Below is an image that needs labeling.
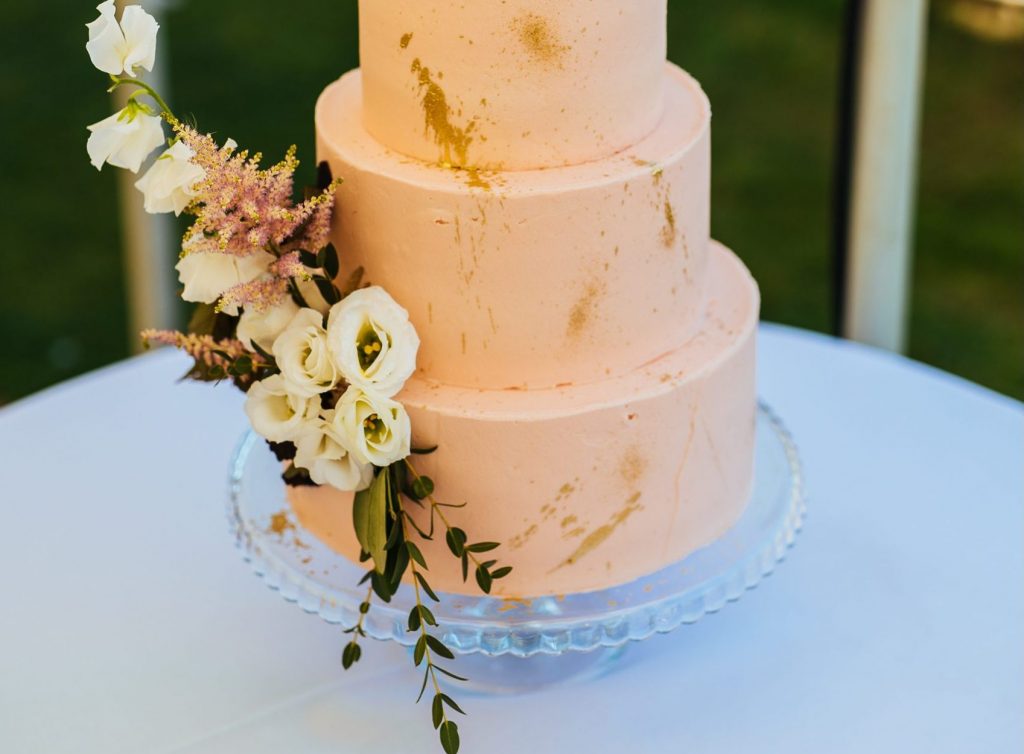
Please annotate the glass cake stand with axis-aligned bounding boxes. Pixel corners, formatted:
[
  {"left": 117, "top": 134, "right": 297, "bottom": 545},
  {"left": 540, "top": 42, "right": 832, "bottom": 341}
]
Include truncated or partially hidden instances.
[{"left": 228, "top": 402, "right": 805, "bottom": 693}]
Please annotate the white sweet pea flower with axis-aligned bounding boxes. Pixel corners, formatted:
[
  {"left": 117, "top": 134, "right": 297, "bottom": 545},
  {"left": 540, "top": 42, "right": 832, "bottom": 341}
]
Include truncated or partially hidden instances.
[
  {"left": 244, "top": 375, "right": 320, "bottom": 444},
  {"left": 326, "top": 286, "right": 420, "bottom": 398},
  {"left": 273, "top": 308, "right": 339, "bottom": 398},
  {"left": 294, "top": 414, "right": 374, "bottom": 492},
  {"left": 175, "top": 250, "right": 274, "bottom": 312},
  {"left": 86, "top": 1, "right": 159, "bottom": 78},
  {"left": 86, "top": 105, "right": 164, "bottom": 173},
  {"left": 237, "top": 298, "right": 300, "bottom": 353},
  {"left": 135, "top": 140, "right": 205, "bottom": 215},
  {"left": 336, "top": 386, "right": 412, "bottom": 468}
]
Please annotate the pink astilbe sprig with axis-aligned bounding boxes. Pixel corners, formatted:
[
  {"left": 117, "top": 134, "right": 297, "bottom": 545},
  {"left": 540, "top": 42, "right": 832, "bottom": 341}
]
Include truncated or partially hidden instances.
[
  {"left": 141, "top": 330, "right": 252, "bottom": 366},
  {"left": 218, "top": 276, "right": 291, "bottom": 315},
  {"left": 170, "top": 118, "right": 339, "bottom": 258},
  {"left": 272, "top": 251, "right": 308, "bottom": 281}
]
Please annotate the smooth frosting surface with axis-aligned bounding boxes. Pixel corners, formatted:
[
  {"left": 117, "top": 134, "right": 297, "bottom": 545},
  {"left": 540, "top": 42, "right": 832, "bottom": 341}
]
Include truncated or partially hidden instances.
[
  {"left": 288, "top": 244, "right": 759, "bottom": 597},
  {"left": 359, "top": 0, "right": 667, "bottom": 169},
  {"left": 317, "top": 64, "right": 711, "bottom": 390}
]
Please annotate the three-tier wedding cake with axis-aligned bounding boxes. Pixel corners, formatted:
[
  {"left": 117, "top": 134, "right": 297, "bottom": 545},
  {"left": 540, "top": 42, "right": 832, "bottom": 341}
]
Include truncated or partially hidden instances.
[{"left": 288, "top": 0, "right": 760, "bottom": 598}]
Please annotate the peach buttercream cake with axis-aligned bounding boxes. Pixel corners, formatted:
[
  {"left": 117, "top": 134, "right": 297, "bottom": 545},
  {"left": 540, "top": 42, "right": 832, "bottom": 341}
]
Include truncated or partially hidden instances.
[{"left": 288, "top": 0, "right": 760, "bottom": 597}]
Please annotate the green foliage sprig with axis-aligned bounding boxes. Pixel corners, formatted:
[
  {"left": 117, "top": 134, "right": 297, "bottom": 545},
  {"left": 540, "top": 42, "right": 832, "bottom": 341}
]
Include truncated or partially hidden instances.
[{"left": 344, "top": 455, "right": 513, "bottom": 754}]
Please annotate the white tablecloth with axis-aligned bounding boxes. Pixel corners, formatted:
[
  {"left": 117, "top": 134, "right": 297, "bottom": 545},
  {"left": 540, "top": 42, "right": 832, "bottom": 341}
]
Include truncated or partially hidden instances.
[{"left": 1, "top": 324, "right": 1021, "bottom": 753}]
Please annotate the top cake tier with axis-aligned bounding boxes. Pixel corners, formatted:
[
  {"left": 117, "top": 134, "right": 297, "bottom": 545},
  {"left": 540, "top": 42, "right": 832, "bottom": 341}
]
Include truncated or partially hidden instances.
[{"left": 359, "top": 0, "right": 668, "bottom": 170}]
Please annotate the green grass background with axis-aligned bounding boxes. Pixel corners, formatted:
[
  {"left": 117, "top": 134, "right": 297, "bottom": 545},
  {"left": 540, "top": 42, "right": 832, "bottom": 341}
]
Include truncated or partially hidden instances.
[{"left": 0, "top": 0, "right": 1021, "bottom": 403}]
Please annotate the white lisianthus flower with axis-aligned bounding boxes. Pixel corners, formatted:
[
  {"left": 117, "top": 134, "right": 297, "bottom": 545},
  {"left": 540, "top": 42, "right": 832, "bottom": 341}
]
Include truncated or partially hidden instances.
[
  {"left": 296, "top": 276, "right": 331, "bottom": 315},
  {"left": 294, "top": 414, "right": 374, "bottom": 492},
  {"left": 135, "top": 140, "right": 205, "bottom": 215},
  {"left": 244, "top": 375, "right": 320, "bottom": 444},
  {"left": 85, "top": 1, "right": 159, "bottom": 78},
  {"left": 326, "top": 287, "right": 420, "bottom": 398},
  {"left": 273, "top": 308, "right": 339, "bottom": 398},
  {"left": 336, "top": 386, "right": 412, "bottom": 468},
  {"left": 175, "top": 250, "right": 274, "bottom": 312},
  {"left": 237, "top": 298, "right": 300, "bottom": 353},
  {"left": 86, "top": 106, "right": 164, "bottom": 173}
]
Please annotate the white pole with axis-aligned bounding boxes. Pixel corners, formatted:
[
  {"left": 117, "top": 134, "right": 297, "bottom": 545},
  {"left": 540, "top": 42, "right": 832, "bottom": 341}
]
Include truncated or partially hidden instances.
[
  {"left": 114, "top": 0, "right": 178, "bottom": 352},
  {"left": 844, "top": 0, "right": 929, "bottom": 353}
]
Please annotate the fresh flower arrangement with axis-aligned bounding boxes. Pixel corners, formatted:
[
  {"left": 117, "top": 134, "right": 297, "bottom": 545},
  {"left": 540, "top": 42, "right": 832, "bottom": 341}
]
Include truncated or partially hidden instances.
[{"left": 84, "top": 4, "right": 511, "bottom": 751}]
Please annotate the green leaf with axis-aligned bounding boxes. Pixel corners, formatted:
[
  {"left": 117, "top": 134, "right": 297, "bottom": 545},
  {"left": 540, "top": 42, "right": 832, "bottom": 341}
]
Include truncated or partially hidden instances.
[
  {"left": 439, "top": 720, "right": 460, "bottom": 754},
  {"left": 323, "top": 243, "right": 340, "bottom": 279},
  {"left": 440, "top": 694, "right": 465, "bottom": 715},
  {"left": 411, "top": 476, "right": 435, "bottom": 501},
  {"left": 298, "top": 250, "right": 319, "bottom": 268},
  {"left": 353, "top": 472, "right": 390, "bottom": 574},
  {"left": 338, "top": 265, "right": 365, "bottom": 298},
  {"left": 314, "top": 275, "right": 341, "bottom": 305},
  {"left": 359, "top": 601, "right": 371, "bottom": 615},
  {"left": 416, "top": 667, "right": 431, "bottom": 703},
  {"left": 435, "top": 666, "right": 469, "bottom": 682},
  {"left": 460, "top": 553, "right": 469, "bottom": 582},
  {"left": 465, "top": 542, "right": 499, "bottom": 554},
  {"left": 406, "top": 541, "right": 427, "bottom": 569},
  {"left": 418, "top": 605, "right": 437, "bottom": 627},
  {"left": 186, "top": 303, "right": 218, "bottom": 336},
  {"left": 370, "top": 570, "right": 394, "bottom": 603},
  {"left": 341, "top": 641, "right": 361, "bottom": 669},
  {"left": 491, "top": 566, "right": 513, "bottom": 580},
  {"left": 411, "top": 445, "right": 439, "bottom": 455},
  {"left": 288, "top": 278, "right": 311, "bottom": 309},
  {"left": 475, "top": 566, "right": 493, "bottom": 594},
  {"left": 432, "top": 694, "right": 444, "bottom": 729},
  {"left": 413, "top": 635, "right": 427, "bottom": 666},
  {"left": 416, "top": 572, "right": 440, "bottom": 603},
  {"left": 425, "top": 635, "right": 455, "bottom": 660},
  {"left": 408, "top": 606, "right": 421, "bottom": 632},
  {"left": 444, "top": 528, "right": 468, "bottom": 557}
]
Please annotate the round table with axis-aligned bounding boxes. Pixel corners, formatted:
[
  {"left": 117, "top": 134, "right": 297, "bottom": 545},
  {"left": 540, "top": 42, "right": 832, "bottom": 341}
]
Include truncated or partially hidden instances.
[{"left": 1, "top": 324, "right": 1020, "bottom": 753}]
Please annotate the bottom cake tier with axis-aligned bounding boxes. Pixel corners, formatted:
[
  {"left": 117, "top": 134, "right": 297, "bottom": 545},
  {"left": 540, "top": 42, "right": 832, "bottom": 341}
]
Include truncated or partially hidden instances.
[{"left": 288, "top": 242, "right": 760, "bottom": 597}]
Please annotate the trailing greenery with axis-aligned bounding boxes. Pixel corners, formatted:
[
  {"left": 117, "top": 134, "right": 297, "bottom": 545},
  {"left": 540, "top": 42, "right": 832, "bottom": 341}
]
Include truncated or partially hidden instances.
[{"left": 342, "top": 454, "right": 512, "bottom": 754}]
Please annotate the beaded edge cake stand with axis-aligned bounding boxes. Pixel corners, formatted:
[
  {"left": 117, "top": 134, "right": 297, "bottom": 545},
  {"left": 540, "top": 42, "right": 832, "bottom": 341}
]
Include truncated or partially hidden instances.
[{"left": 228, "top": 402, "right": 804, "bottom": 690}]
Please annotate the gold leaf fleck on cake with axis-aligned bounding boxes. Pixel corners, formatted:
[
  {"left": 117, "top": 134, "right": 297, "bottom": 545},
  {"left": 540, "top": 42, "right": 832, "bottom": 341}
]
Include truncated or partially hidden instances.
[
  {"left": 510, "top": 523, "right": 539, "bottom": 550},
  {"left": 268, "top": 510, "right": 294, "bottom": 537},
  {"left": 498, "top": 597, "right": 534, "bottom": 613},
  {"left": 400, "top": 32, "right": 414, "bottom": 49},
  {"left": 556, "top": 482, "right": 576, "bottom": 501},
  {"left": 410, "top": 58, "right": 477, "bottom": 168},
  {"left": 619, "top": 446, "right": 649, "bottom": 485},
  {"left": 661, "top": 199, "right": 677, "bottom": 248},
  {"left": 511, "top": 13, "right": 570, "bottom": 66},
  {"left": 552, "top": 492, "right": 643, "bottom": 570},
  {"left": 561, "top": 514, "right": 579, "bottom": 529},
  {"left": 567, "top": 279, "right": 607, "bottom": 339}
]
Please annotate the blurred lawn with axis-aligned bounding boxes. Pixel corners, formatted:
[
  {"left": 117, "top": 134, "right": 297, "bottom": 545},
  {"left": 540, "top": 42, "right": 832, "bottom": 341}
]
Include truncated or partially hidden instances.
[{"left": 0, "top": 0, "right": 1020, "bottom": 403}]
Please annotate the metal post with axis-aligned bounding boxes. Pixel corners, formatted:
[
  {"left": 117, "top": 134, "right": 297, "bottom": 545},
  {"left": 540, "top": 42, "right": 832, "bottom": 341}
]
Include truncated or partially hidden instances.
[
  {"left": 843, "top": 0, "right": 929, "bottom": 353},
  {"left": 114, "top": 0, "right": 178, "bottom": 351}
]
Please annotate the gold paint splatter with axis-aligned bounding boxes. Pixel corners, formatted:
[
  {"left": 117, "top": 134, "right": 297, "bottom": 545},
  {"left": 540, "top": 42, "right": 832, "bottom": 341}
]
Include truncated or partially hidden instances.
[
  {"left": 512, "top": 14, "right": 570, "bottom": 65},
  {"left": 411, "top": 58, "right": 476, "bottom": 167},
  {"left": 553, "top": 492, "right": 643, "bottom": 570},
  {"left": 464, "top": 166, "right": 491, "bottom": 191},
  {"left": 661, "top": 200, "right": 677, "bottom": 248},
  {"left": 561, "top": 514, "right": 579, "bottom": 528},
  {"left": 400, "top": 32, "right": 414, "bottom": 49},
  {"left": 268, "top": 511, "right": 294, "bottom": 537},
  {"left": 567, "top": 279, "right": 606, "bottom": 339},
  {"left": 619, "top": 447, "right": 649, "bottom": 485},
  {"left": 510, "top": 523, "right": 539, "bottom": 550},
  {"left": 498, "top": 597, "right": 534, "bottom": 613}
]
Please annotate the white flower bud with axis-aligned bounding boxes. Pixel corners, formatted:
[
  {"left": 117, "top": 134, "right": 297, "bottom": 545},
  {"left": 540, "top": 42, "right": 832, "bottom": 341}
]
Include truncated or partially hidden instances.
[
  {"left": 85, "top": 1, "right": 159, "bottom": 78},
  {"left": 273, "top": 309, "right": 339, "bottom": 399},
  {"left": 326, "top": 287, "right": 419, "bottom": 399},
  {"left": 294, "top": 414, "right": 374, "bottom": 492},
  {"left": 175, "top": 250, "right": 274, "bottom": 312},
  {"left": 86, "top": 106, "right": 164, "bottom": 173},
  {"left": 244, "top": 375, "right": 319, "bottom": 444},
  {"left": 336, "top": 387, "right": 412, "bottom": 468},
  {"left": 135, "top": 140, "right": 205, "bottom": 216}
]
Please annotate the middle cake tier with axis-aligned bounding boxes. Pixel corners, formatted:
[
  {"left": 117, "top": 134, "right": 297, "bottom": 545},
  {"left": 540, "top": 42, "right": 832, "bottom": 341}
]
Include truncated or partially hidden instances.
[{"left": 316, "top": 63, "right": 712, "bottom": 390}]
